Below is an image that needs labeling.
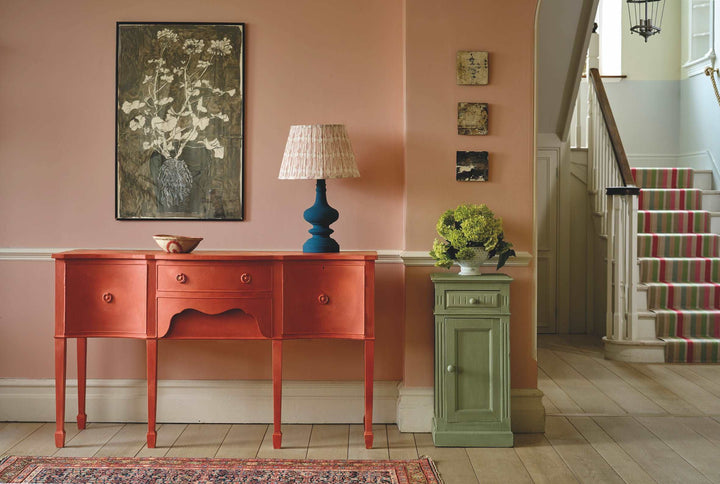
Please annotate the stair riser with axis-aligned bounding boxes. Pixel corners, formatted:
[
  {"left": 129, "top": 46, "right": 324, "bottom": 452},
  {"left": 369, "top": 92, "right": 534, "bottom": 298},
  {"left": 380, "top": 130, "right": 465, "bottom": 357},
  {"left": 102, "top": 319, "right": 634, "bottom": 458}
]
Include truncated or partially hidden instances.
[
  {"left": 632, "top": 168, "right": 694, "bottom": 189},
  {"left": 638, "top": 211, "right": 709, "bottom": 234},
  {"left": 663, "top": 339, "right": 720, "bottom": 363},
  {"left": 638, "top": 235, "right": 719, "bottom": 258},
  {"left": 648, "top": 285, "right": 720, "bottom": 310},
  {"left": 640, "top": 259, "right": 720, "bottom": 283},
  {"left": 703, "top": 192, "right": 720, "bottom": 212},
  {"left": 640, "top": 190, "right": 702, "bottom": 210}
]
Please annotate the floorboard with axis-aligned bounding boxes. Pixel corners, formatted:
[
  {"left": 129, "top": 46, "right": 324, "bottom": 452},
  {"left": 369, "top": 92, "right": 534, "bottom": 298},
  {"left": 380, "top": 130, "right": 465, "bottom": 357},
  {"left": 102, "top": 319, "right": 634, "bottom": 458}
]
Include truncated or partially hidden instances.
[
  {"left": 594, "top": 416, "right": 711, "bottom": 483},
  {"left": 6, "top": 336, "right": 720, "bottom": 484},
  {"left": 414, "top": 433, "right": 479, "bottom": 484}
]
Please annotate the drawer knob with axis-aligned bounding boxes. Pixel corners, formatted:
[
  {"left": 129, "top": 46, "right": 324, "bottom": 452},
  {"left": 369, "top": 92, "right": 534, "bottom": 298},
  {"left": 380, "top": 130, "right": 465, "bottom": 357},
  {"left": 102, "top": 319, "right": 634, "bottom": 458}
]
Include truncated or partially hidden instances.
[
  {"left": 240, "top": 273, "right": 252, "bottom": 284},
  {"left": 176, "top": 273, "right": 187, "bottom": 284},
  {"left": 102, "top": 292, "right": 113, "bottom": 303},
  {"left": 446, "top": 365, "right": 456, "bottom": 373},
  {"left": 318, "top": 293, "right": 330, "bottom": 305},
  {"left": 468, "top": 297, "right": 477, "bottom": 305}
]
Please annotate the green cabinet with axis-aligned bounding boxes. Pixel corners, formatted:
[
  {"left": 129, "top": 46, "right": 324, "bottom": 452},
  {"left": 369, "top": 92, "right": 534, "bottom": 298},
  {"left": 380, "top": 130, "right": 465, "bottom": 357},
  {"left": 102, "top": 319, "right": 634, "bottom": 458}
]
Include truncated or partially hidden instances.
[{"left": 431, "top": 273, "right": 512, "bottom": 447}]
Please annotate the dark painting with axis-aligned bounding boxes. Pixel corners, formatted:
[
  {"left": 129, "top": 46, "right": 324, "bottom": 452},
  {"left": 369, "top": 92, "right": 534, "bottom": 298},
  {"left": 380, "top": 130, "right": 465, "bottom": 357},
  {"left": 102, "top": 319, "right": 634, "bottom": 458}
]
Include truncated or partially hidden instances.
[
  {"left": 456, "top": 151, "right": 489, "bottom": 182},
  {"left": 116, "top": 23, "right": 244, "bottom": 220}
]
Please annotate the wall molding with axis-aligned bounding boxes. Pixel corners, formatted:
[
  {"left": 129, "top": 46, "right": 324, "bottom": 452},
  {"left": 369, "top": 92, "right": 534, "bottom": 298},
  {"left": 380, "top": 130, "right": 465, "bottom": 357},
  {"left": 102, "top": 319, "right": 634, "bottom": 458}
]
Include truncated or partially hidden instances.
[
  {"left": 0, "top": 248, "right": 532, "bottom": 267},
  {"left": 0, "top": 379, "right": 399, "bottom": 424},
  {"left": 395, "top": 385, "right": 545, "bottom": 433}
]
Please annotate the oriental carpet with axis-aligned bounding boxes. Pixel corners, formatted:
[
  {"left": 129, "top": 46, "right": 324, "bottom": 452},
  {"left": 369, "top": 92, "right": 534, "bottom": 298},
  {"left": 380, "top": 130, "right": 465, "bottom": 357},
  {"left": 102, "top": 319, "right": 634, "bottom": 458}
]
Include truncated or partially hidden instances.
[{"left": 0, "top": 455, "right": 442, "bottom": 483}]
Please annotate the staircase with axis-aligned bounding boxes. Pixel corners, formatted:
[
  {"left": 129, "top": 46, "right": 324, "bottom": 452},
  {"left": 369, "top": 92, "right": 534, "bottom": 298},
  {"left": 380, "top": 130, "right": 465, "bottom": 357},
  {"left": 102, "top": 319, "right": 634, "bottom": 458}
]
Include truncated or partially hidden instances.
[{"left": 634, "top": 167, "right": 720, "bottom": 363}]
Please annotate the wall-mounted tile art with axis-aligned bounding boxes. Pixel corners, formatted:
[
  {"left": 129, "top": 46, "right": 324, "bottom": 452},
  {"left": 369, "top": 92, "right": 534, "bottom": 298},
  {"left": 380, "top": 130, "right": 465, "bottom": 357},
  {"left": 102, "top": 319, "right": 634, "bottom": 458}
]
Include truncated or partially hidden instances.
[
  {"left": 456, "top": 51, "right": 488, "bottom": 85},
  {"left": 456, "top": 151, "right": 489, "bottom": 182},
  {"left": 116, "top": 22, "right": 245, "bottom": 220},
  {"left": 457, "top": 102, "right": 488, "bottom": 135}
]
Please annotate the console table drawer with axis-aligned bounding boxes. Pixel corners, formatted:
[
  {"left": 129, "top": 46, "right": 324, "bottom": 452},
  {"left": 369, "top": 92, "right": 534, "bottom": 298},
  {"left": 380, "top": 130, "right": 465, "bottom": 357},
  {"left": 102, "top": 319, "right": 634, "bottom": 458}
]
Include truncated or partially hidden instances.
[
  {"left": 282, "top": 263, "right": 365, "bottom": 336},
  {"left": 64, "top": 262, "right": 147, "bottom": 336},
  {"left": 157, "top": 262, "right": 271, "bottom": 292}
]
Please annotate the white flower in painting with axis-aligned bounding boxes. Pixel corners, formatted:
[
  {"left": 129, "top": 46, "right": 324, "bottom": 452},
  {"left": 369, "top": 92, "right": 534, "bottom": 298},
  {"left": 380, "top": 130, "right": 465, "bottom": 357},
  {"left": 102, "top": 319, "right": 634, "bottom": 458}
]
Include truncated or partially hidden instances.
[
  {"left": 151, "top": 115, "right": 178, "bottom": 133},
  {"left": 201, "top": 138, "right": 225, "bottom": 159},
  {"left": 156, "top": 97, "right": 174, "bottom": 106},
  {"left": 197, "top": 60, "right": 211, "bottom": 69},
  {"left": 129, "top": 115, "right": 146, "bottom": 131},
  {"left": 212, "top": 113, "right": 229, "bottom": 122},
  {"left": 183, "top": 39, "right": 205, "bottom": 55},
  {"left": 160, "top": 74, "right": 174, "bottom": 83},
  {"left": 208, "top": 38, "right": 232, "bottom": 56},
  {"left": 226, "top": 89, "right": 236, "bottom": 97},
  {"left": 143, "top": 74, "right": 153, "bottom": 84},
  {"left": 157, "top": 29, "right": 178, "bottom": 43},
  {"left": 121, "top": 100, "right": 146, "bottom": 114}
]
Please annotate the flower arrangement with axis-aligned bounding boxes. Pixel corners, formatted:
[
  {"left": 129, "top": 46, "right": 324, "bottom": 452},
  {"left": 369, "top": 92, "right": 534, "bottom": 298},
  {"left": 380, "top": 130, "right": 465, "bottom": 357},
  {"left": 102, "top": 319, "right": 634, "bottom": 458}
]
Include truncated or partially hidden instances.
[
  {"left": 430, "top": 203, "right": 516, "bottom": 270},
  {"left": 120, "top": 28, "right": 237, "bottom": 208}
]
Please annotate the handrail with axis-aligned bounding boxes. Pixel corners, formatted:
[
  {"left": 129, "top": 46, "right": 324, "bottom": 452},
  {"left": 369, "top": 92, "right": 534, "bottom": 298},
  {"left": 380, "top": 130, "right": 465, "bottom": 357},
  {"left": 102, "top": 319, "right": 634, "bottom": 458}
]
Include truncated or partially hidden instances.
[{"left": 588, "top": 68, "right": 635, "bottom": 188}]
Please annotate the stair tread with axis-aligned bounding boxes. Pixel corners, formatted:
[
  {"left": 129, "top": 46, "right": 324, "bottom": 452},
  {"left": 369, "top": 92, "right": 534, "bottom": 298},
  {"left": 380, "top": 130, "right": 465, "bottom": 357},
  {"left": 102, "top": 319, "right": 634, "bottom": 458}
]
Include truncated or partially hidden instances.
[
  {"left": 639, "top": 257, "right": 720, "bottom": 261},
  {"left": 653, "top": 309, "right": 720, "bottom": 315}
]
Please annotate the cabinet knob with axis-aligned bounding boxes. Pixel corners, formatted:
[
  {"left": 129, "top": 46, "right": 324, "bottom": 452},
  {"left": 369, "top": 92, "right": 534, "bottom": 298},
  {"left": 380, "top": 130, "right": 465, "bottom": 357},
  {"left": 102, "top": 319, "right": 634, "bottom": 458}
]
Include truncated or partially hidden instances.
[
  {"left": 102, "top": 292, "right": 113, "bottom": 303},
  {"left": 240, "top": 273, "right": 252, "bottom": 284},
  {"left": 468, "top": 297, "right": 477, "bottom": 305},
  {"left": 176, "top": 273, "right": 187, "bottom": 284},
  {"left": 318, "top": 293, "right": 330, "bottom": 305},
  {"left": 446, "top": 364, "right": 456, "bottom": 373}
]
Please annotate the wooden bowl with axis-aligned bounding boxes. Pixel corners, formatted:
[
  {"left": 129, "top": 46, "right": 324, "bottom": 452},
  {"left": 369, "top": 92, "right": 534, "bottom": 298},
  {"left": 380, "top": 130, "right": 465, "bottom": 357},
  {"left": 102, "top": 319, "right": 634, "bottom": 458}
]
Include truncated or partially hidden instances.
[{"left": 153, "top": 235, "right": 203, "bottom": 253}]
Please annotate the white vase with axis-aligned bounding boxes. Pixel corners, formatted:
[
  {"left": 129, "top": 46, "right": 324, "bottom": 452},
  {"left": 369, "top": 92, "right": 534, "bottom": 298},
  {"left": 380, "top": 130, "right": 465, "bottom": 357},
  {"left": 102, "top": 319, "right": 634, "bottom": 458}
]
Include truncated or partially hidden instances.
[{"left": 454, "top": 249, "right": 489, "bottom": 276}]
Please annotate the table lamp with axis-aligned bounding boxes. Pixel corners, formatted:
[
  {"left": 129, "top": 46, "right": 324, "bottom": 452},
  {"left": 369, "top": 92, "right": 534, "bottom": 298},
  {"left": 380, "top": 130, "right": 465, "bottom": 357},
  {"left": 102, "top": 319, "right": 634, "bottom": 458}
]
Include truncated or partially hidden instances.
[{"left": 279, "top": 124, "right": 360, "bottom": 252}]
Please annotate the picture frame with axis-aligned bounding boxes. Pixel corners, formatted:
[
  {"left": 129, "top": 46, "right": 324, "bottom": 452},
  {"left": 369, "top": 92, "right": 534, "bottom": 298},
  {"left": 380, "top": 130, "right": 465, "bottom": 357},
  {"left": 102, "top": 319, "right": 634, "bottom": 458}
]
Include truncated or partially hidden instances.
[
  {"left": 457, "top": 102, "right": 488, "bottom": 135},
  {"left": 456, "top": 151, "right": 489, "bottom": 182},
  {"left": 456, "top": 51, "right": 488, "bottom": 85},
  {"left": 116, "top": 22, "right": 245, "bottom": 220}
]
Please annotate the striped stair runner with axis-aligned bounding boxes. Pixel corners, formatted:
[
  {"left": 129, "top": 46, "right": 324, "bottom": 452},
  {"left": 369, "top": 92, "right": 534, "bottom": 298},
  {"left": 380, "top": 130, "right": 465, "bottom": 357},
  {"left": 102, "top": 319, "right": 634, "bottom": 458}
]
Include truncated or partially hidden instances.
[{"left": 633, "top": 167, "right": 720, "bottom": 362}]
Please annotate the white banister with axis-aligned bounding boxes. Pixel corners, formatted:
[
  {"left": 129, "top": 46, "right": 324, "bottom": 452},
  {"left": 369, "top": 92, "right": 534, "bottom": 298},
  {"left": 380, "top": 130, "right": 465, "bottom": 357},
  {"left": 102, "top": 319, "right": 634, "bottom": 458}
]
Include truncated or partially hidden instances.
[{"left": 585, "top": 29, "right": 640, "bottom": 348}]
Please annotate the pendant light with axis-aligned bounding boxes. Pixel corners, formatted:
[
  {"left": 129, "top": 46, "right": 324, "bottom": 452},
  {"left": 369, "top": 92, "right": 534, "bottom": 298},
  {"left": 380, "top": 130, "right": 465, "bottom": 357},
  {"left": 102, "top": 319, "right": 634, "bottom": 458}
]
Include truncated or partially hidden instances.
[{"left": 627, "top": 0, "right": 665, "bottom": 42}]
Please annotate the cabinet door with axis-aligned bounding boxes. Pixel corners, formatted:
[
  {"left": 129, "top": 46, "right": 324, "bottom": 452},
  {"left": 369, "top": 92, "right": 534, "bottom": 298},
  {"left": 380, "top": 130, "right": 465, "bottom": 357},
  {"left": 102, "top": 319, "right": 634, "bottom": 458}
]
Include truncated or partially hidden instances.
[
  {"left": 282, "top": 262, "right": 365, "bottom": 337},
  {"left": 443, "top": 317, "right": 506, "bottom": 423}
]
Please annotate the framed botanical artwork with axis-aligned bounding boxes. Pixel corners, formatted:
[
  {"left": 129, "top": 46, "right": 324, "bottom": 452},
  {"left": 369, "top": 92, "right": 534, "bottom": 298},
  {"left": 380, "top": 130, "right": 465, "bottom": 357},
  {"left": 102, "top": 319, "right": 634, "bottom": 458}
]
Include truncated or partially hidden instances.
[
  {"left": 116, "top": 22, "right": 245, "bottom": 220},
  {"left": 456, "top": 151, "right": 489, "bottom": 182}
]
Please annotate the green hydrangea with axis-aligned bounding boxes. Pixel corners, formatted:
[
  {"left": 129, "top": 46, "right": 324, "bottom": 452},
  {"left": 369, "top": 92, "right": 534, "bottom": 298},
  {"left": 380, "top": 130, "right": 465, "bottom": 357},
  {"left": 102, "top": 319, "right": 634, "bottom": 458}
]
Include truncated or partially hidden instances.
[{"left": 428, "top": 203, "right": 516, "bottom": 270}]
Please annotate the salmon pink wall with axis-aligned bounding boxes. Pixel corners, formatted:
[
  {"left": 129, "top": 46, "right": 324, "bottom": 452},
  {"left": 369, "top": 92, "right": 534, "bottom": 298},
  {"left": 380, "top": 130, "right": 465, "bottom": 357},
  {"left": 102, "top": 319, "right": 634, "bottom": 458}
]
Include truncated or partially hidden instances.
[
  {"left": 0, "top": 0, "right": 405, "bottom": 380},
  {"left": 0, "top": 0, "right": 540, "bottom": 395},
  {"left": 403, "top": 0, "right": 538, "bottom": 389}
]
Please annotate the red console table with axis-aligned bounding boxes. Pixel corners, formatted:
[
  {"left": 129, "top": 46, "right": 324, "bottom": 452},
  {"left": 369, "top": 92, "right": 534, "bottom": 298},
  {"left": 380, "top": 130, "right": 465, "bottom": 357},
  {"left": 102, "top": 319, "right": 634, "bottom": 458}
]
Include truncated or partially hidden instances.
[{"left": 52, "top": 250, "right": 376, "bottom": 449}]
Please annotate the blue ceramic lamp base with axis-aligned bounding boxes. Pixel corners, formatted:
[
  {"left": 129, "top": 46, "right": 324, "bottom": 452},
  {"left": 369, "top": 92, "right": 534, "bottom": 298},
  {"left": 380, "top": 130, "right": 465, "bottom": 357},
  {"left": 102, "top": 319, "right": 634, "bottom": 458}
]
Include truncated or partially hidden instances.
[{"left": 303, "top": 179, "right": 340, "bottom": 253}]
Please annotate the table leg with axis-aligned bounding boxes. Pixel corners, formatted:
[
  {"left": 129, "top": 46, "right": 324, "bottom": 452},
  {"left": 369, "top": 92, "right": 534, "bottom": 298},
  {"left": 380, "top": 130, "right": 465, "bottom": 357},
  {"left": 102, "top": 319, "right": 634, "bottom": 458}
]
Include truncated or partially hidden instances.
[
  {"left": 54, "top": 337, "right": 66, "bottom": 447},
  {"left": 272, "top": 339, "right": 283, "bottom": 449},
  {"left": 76, "top": 337, "right": 87, "bottom": 430},
  {"left": 364, "top": 339, "right": 374, "bottom": 449},
  {"left": 146, "top": 339, "right": 158, "bottom": 448}
]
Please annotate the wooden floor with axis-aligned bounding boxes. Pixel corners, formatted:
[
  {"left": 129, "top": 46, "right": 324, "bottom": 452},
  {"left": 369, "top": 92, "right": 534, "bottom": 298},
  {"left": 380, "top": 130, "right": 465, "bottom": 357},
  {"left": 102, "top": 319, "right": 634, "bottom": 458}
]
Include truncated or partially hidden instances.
[{"left": 3, "top": 335, "right": 720, "bottom": 483}]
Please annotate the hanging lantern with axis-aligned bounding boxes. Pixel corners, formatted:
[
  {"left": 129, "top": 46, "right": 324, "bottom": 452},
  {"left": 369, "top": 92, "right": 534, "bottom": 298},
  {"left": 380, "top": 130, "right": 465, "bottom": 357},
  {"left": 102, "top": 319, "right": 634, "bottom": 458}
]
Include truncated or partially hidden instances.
[{"left": 627, "top": 0, "right": 665, "bottom": 42}]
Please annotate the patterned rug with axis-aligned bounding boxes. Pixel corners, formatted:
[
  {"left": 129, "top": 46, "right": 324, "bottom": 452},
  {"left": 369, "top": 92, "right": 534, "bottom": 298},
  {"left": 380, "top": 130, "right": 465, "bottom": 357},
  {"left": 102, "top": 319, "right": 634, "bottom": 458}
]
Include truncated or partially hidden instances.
[
  {"left": 0, "top": 456, "right": 443, "bottom": 483},
  {"left": 633, "top": 167, "right": 720, "bottom": 362}
]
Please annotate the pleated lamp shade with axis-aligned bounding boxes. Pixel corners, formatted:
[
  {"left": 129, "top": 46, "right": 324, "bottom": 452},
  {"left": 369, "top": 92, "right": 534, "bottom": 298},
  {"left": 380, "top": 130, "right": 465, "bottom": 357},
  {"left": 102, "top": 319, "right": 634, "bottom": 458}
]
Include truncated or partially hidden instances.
[{"left": 279, "top": 124, "right": 360, "bottom": 179}]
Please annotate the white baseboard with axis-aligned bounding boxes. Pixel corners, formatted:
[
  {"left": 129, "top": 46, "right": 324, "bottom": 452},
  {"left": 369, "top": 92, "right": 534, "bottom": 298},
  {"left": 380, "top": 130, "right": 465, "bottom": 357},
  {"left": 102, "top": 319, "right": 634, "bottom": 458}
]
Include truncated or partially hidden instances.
[
  {"left": 396, "top": 384, "right": 434, "bottom": 432},
  {"left": 395, "top": 385, "right": 546, "bottom": 433},
  {"left": 603, "top": 337, "right": 666, "bottom": 363},
  {"left": 0, "top": 379, "right": 399, "bottom": 424}
]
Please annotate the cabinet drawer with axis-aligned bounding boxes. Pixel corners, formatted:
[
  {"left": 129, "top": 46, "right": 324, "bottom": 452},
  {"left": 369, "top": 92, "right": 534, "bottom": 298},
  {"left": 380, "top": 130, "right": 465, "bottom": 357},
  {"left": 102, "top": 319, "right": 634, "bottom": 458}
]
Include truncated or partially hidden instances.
[
  {"left": 157, "top": 262, "right": 271, "bottom": 292},
  {"left": 282, "top": 262, "right": 365, "bottom": 337},
  {"left": 443, "top": 289, "right": 506, "bottom": 311},
  {"left": 64, "top": 262, "right": 147, "bottom": 336}
]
